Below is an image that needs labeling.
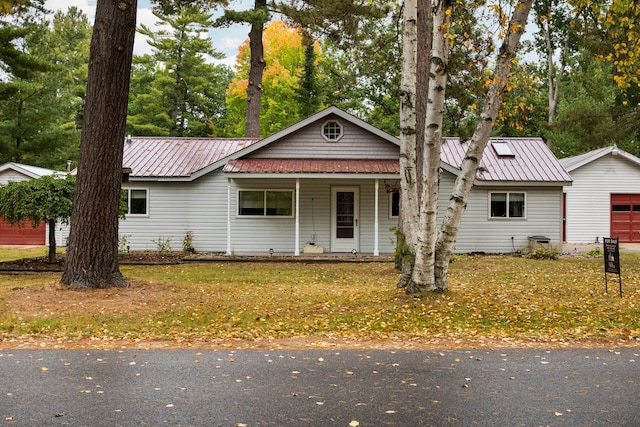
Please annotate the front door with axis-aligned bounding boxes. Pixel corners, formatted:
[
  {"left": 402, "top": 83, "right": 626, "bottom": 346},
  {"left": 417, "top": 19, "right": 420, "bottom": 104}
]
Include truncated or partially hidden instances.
[{"left": 331, "top": 187, "right": 359, "bottom": 252}]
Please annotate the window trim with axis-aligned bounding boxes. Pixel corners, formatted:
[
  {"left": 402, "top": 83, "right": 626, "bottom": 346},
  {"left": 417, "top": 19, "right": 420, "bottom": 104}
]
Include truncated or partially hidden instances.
[
  {"left": 489, "top": 191, "right": 526, "bottom": 219},
  {"left": 123, "top": 187, "right": 149, "bottom": 217},
  {"left": 321, "top": 120, "right": 343, "bottom": 142},
  {"left": 237, "top": 189, "right": 295, "bottom": 218}
]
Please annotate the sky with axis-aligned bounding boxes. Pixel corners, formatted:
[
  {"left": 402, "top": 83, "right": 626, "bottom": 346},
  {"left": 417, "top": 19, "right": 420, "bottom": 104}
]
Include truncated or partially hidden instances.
[{"left": 43, "top": 0, "right": 253, "bottom": 67}]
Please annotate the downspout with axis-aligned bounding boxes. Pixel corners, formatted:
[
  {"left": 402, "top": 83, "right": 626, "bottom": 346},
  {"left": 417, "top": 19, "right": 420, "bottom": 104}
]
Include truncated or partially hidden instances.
[
  {"left": 374, "top": 179, "right": 379, "bottom": 256},
  {"left": 295, "top": 178, "right": 300, "bottom": 256},
  {"left": 226, "top": 178, "right": 232, "bottom": 255}
]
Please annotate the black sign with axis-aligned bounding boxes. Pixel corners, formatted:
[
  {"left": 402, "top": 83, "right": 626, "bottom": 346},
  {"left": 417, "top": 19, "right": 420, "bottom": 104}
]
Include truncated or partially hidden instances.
[{"left": 604, "top": 237, "right": 620, "bottom": 275}]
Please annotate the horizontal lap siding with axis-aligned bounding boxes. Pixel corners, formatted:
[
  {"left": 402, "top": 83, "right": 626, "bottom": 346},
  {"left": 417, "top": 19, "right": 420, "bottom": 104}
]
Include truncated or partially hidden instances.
[
  {"left": 120, "top": 173, "right": 229, "bottom": 252},
  {"left": 0, "top": 219, "right": 46, "bottom": 245},
  {"left": 248, "top": 119, "right": 398, "bottom": 160},
  {"left": 564, "top": 155, "right": 640, "bottom": 243},
  {"left": 439, "top": 173, "right": 563, "bottom": 253},
  {"left": 229, "top": 178, "right": 398, "bottom": 254},
  {"left": 0, "top": 170, "right": 30, "bottom": 185},
  {"left": 121, "top": 173, "right": 398, "bottom": 254},
  {"left": 358, "top": 181, "right": 398, "bottom": 254}
]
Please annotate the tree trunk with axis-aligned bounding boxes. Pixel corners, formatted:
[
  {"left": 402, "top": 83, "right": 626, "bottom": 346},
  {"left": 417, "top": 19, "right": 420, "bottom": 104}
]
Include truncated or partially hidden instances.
[
  {"left": 397, "top": 0, "right": 420, "bottom": 289},
  {"left": 544, "top": 18, "right": 568, "bottom": 127},
  {"left": 245, "top": 0, "right": 267, "bottom": 138},
  {"left": 408, "top": 0, "right": 450, "bottom": 293},
  {"left": 415, "top": 0, "right": 432, "bottom": 204},
  {"left": 47, "top": 218, "right": 56, "bottom": 263},
  {"left": 60, "top": 0, "right": 136, "bottom": 290},
  {"left": 433, "top": 0, "right": 533, "bottom": 290}
]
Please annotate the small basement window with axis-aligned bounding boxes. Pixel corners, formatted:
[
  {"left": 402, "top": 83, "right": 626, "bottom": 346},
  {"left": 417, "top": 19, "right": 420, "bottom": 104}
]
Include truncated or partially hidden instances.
[{"left": 321, "top": 120, "right": 343, "bottom": 142}]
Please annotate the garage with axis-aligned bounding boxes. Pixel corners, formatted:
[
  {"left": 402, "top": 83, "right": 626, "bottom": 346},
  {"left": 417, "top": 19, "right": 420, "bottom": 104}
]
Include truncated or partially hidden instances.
[
  {"left": 610, "top": 194, "right": 640, "bottom": 243},
  {"left": 0, "top": 218, "right": 46, "bottom": 245}
]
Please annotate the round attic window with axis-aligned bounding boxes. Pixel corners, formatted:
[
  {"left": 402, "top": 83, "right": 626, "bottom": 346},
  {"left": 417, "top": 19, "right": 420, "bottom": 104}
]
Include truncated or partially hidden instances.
[{"left": 321, "top": 120, "right": 343, "bottom": 142}]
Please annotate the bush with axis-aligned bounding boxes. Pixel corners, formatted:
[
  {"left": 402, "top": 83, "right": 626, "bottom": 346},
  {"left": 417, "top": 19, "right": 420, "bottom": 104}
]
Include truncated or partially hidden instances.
[
  {"left": 525, "top": 247, "right": 558, "bottom": 260},
  {"left": 152, "top": 236, "right": 172, "bottom": 254}
]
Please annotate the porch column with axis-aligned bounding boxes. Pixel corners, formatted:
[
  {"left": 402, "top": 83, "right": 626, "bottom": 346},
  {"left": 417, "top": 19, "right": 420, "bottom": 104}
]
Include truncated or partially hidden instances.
[
  {"left": 226, "top": 178, "right": 232, "bottom": 255},
  {"left": 295, "top": 178, "right": 300, "bottom": 256},
  {"left": 374, "top": 179, "right": 379, "bottom": 256}
]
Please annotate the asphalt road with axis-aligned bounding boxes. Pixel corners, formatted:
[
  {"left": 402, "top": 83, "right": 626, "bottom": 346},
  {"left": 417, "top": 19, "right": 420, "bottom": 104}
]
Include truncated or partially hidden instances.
[{"left": 1, "top": 347, "right": 639, "bottom": 426}]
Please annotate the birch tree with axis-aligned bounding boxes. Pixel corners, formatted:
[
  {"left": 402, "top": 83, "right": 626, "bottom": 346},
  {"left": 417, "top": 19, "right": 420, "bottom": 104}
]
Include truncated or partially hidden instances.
[{"left": 400, "top": 0, "right": 534, "bottom": 293}]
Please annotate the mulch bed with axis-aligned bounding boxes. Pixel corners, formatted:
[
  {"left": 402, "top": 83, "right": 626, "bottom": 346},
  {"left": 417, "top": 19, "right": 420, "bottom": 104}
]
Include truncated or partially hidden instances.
[{"left": 0, "top": 251, "right": 186, "bottom": 272}]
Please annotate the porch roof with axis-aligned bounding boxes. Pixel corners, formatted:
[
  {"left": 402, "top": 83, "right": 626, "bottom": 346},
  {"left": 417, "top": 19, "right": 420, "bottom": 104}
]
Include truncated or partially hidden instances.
[{"left": 223, "top": 158, "right": 400, "bottom": 174}]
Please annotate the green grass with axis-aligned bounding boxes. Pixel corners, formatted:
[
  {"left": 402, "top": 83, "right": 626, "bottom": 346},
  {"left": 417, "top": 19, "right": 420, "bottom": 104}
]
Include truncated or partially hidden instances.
[
  {"left": 1, "top": 252, "right": 639, "bottom": 346},
  {"left": 0, "top": 246, "right": 54, "bottom": 262}
]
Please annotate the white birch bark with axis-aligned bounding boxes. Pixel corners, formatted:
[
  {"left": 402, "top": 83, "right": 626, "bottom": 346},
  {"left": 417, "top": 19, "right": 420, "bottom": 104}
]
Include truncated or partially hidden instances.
[
  {"left": 408, "top": 0, "right": 451, "bottom": 292},
  {"left": 397, "top": 0, "right": 419, "bottom": 287},
  {"left": 434, "top": 0, "right": 534, "bottom": 290}
]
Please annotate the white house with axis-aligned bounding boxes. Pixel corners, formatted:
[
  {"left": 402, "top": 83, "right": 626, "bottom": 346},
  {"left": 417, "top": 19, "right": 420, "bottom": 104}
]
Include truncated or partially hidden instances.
[
  {"left": 560, "top": 145, "right": 640, "bottom": 243},
  {"left": 119, "top": 106, "right": 572, "bottom": 254},
  {"left": 0, "top": 162, "right": 68, "bottom": 245}
]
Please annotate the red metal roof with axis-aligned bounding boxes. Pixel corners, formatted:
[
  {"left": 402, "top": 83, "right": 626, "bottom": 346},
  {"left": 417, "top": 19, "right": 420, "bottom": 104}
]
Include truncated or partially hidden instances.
[
  {"left": 122, "top": 136, "right": 570, "bottom": 183},
  {"left": 441, "top": 137, "right": 572, "bottom": 183},
  {"left": 123, "top": 137, "right": 260, "bottom": 177},
  {"left": 223, "top": 159, "right": 399, "bottom": 174}
]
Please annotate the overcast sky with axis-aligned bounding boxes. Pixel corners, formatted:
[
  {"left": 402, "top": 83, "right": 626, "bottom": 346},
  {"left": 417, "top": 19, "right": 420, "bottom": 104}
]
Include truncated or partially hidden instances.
[{"left": 43, "top": 0, "right": 252, "bottom": 67}]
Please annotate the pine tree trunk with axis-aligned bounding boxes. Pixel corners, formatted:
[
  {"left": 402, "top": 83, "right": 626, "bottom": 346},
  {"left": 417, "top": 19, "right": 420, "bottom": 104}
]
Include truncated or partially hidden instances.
[
  {"left": 434, "top": 0, "right": 533, "bottom": 290},
  {"left": 245, "top": 0, "right": 267, "bottom": 138},
  {"left": 60, "top": 0, "right": 136, "bottom": 290}
]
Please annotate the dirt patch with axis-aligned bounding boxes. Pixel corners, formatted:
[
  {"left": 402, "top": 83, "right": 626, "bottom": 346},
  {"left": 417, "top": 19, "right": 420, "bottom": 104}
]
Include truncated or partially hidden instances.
[{"left": 7, "top": 280, "right": 175, "bottom": 319}]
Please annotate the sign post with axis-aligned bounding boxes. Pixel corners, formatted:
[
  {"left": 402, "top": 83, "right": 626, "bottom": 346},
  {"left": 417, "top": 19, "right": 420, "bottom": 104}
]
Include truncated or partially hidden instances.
[{"left": 603, "top": 237, "right": 622, "bottom": 298}]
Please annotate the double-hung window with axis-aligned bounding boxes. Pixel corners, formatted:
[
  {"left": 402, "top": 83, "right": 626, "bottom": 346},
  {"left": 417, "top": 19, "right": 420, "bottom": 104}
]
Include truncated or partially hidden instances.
[
  {"left": 238, "top": 190, "right": 294, "bottom": 217},
  {"left": 123, "top": 188, "right": 148, "bottom": 215},
  {"left": 490, "top": 192, "right": 525, "bottom": 219}
]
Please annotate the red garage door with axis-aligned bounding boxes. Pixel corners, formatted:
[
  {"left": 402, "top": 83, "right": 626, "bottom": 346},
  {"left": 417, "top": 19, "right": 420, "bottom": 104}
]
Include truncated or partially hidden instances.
[
  {"left": 0, "top": 218, "right": 46, "bottom": 245},
  {"left": 610, "top": 194, "right": 640, "bottom": 243}
]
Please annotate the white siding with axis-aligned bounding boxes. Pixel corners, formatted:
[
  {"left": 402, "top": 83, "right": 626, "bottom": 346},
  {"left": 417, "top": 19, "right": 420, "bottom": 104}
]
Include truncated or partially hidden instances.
[
  {"left": 120, "top": 173, "right": 231, "bottom": 252},
  {"left": 228, "top": 178, "right": 398, "bottom": 254},
  {"left": 0, "top": 170, "right": 30, "bottom": 185},
  {"left": 439, "top": 173, "right": 564, "bottom": 253},
  {"left": 249, "top": 117, "right": 398, "bottom": 160},
  {"left": 564, "top": 154, "right": 640, "bottom": 243},
  {"left": 120, "top": 173, "right": 399, "bottom": 254}
]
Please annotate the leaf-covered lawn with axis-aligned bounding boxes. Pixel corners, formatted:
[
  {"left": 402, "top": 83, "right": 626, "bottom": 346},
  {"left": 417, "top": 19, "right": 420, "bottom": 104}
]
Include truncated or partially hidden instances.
[{"left": 1, "top": 254, "right": 639, "bottom": 347}]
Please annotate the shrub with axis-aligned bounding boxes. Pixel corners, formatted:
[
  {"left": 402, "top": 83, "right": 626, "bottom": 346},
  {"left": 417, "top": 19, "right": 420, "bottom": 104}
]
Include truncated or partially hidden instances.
[
  {"left": 152, "top": 236, "right": 172, "bottom": 254},
  {"left": 525, "top": 247, "right": 558, "bottom": 260}
]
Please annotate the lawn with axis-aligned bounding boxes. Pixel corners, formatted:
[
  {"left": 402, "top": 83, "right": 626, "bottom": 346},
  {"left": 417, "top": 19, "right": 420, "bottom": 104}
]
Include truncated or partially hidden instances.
[{"left": 1, "top": 251, "right": 639, "bottom": 348}]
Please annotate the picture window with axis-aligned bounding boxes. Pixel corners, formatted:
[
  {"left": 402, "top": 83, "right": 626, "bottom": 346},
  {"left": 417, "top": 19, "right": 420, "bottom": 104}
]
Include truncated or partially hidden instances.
[{"left": 238, "top": 190, "right": 294, "bottom": 217}]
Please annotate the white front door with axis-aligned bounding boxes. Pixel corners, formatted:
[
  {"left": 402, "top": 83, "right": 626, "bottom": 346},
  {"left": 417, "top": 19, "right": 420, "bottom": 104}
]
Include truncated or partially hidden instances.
[{"left": 331, "top": 187, "right": 359, "bottom": 253}]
